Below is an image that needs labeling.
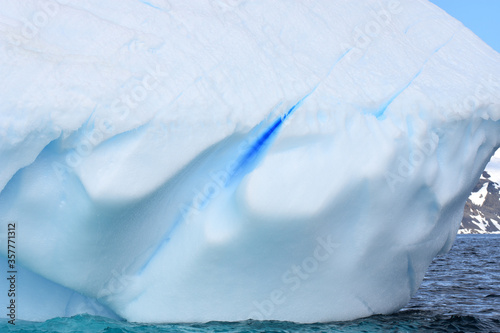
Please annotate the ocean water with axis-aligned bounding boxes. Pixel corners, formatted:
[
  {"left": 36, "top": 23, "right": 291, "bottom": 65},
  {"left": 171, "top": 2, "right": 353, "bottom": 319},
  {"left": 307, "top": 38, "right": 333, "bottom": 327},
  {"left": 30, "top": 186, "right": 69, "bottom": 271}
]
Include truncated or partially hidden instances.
[{"left": 2, "top": 235, "right": 499, "bottom": 332}]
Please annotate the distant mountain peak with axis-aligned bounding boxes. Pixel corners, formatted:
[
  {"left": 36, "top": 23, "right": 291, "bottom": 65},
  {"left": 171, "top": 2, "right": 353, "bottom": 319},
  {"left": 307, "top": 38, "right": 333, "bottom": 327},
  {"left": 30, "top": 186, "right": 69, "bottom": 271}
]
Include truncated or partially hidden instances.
[{"left": 460, "top": 174, "right": 500, "bottom": 234}]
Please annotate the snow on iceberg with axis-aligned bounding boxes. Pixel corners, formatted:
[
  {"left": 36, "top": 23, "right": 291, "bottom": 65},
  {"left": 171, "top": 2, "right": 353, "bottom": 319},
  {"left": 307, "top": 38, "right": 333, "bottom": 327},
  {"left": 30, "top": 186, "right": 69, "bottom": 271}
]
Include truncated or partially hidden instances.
[{"left": 1, "top": 0, "right": 500, "bottom": 324}]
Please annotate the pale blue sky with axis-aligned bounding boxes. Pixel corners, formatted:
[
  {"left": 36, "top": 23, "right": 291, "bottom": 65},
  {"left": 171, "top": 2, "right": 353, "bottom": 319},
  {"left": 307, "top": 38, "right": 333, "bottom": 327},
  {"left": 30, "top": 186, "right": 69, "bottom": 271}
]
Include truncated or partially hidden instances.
[{"left": 429, "top": 1, "right": 500, "bottom": 52}]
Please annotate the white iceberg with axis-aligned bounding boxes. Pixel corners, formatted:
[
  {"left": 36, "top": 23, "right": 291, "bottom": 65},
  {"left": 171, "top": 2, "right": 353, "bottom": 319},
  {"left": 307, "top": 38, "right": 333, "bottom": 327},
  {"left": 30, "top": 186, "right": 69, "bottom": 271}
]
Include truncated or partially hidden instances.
[{"left": 1, "top": 0, "right": 500, "bottom": 323}]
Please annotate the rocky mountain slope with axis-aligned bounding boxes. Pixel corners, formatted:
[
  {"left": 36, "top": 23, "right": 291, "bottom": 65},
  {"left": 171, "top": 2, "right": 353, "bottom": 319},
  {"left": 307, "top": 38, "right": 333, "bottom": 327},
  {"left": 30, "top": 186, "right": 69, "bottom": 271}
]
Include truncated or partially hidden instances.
[{"left": 459, "top": 171, "right": 500, "bottom": 234}]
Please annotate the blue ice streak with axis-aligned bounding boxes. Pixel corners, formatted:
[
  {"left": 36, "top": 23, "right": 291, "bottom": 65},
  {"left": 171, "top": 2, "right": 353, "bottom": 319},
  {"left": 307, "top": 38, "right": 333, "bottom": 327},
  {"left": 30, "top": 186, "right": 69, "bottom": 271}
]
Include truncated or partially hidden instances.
[{"left": 138, "top": 92, "right": 314, "bottom": 275}]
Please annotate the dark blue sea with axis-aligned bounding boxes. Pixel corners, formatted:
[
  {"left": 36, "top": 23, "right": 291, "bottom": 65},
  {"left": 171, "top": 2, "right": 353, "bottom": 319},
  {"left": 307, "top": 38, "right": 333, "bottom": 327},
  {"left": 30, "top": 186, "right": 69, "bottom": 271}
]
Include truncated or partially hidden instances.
[{"left": 2, "top": 235, "right": 499, "bottom": 332}]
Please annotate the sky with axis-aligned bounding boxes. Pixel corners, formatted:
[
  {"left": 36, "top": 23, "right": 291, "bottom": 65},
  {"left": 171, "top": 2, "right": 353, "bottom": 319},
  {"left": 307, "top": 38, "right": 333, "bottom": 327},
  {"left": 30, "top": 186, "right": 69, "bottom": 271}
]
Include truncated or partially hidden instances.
[
  {"left": 428, "top": 0, "right": 500, "bottom": 52},
  {"left": 488, "top": 150, "right": 500, "bottom": 184}
]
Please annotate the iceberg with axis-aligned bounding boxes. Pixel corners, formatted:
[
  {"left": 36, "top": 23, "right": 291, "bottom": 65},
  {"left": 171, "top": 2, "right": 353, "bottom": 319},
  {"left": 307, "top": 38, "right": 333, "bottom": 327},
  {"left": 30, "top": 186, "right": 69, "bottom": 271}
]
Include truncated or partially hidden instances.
[{"left": 1, "top": 0, "right": 500, "bottom": 323}]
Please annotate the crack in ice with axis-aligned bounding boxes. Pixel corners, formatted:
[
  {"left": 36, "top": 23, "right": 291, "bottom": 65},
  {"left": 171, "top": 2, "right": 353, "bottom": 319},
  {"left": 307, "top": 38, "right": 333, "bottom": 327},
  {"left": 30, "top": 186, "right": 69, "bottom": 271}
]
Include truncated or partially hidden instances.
[{"left": 372, "top": 33, "right": 457, "bottom": 119}]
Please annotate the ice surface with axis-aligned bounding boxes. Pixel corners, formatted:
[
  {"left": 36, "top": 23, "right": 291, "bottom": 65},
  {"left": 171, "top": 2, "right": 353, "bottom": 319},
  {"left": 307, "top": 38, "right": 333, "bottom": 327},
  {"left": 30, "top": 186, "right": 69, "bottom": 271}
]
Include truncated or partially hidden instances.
[{"left": 1, "top": 0, "right": 500, "bottom": 324}]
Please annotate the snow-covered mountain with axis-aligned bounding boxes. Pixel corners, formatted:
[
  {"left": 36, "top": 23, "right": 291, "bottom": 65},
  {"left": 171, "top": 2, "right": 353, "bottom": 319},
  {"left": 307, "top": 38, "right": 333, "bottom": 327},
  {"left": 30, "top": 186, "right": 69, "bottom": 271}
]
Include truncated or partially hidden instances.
[{"left": 460, "top": 151, "right": 500, "bottom": 234}]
